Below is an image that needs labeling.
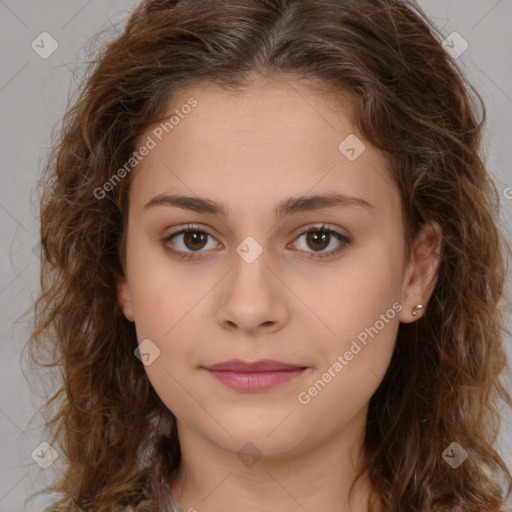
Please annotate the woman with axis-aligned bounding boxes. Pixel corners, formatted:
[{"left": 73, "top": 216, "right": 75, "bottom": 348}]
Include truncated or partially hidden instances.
[{"left": 29, "top": 0, "right": 511, "bottom": 510}]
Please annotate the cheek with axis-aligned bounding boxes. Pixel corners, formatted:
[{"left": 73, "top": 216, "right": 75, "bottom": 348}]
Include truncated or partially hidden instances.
[
  {"left": 126, "top": 262, "right": 201, "bottom": 414},
  {"left": 300, "top": 241, "right": 403, "bottom": 398},
  {"left": 126, "top": 244, "right": 199, "bottom": 333},
  {"left": 304, "top": 244, "right": 402, "bottom": 341},
  {"left": 297, "top": 268, "right": 401, "bottom": 423},
  {"left": 126, "top": 253, "right": 210, "bottom": 381}
]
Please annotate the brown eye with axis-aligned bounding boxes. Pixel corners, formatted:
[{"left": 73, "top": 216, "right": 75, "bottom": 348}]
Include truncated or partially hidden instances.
[
  {"left": 290, "top": 225, "right": 352, "bottom": 259},
  {"left": 181, "top": 231, "right": 208, "bottom": 251},
  {"left": 161, "top": 224, "right": 221, "bottom": 261},
  {"left": 305, "top": 230, "right": 331, "bottom": 251}
]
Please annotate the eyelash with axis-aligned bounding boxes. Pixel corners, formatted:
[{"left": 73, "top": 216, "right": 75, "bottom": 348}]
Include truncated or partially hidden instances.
[{"left": 161, "top": 223, "right": 352, "bottom": 262}]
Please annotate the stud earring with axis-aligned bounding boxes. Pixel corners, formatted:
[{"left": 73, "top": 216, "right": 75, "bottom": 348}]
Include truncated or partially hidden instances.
[{"left": 411, "top": 304, "right": 424, "bottom": 316}]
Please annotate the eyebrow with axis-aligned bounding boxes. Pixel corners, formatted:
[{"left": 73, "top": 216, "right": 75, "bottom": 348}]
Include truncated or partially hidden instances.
[{"left": 143, "top": 192, "right": 374, "bottom": 218}]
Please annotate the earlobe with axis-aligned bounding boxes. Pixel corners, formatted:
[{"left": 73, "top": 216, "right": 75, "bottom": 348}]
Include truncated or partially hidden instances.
[
  {"left": 399, "top": 221, "right": 442, "bottom": 324},
  {"left": 115, "top": 272, "right": 135, "bottom": 322}
]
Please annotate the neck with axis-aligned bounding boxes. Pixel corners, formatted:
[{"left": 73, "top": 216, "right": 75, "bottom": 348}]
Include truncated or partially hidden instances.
[{"left": 169, "top": 406, "right": 381, "bottom": 512}]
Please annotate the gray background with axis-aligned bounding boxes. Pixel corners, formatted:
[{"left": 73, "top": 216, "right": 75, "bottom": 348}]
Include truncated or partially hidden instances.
[{"left": 0, "top": 1, "right": 511, "bottom": 510}]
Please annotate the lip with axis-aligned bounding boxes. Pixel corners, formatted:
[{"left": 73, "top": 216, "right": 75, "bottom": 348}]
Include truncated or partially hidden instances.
[
  {"left": 203, "top": 359, "right": 308, "bottom": 392},
  {"left": 204, "top": 359, "right": 307, "bottom": 372}
]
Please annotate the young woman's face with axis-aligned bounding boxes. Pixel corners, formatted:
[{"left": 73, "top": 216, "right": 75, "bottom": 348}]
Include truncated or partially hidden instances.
[{"left": 117, "top": 77, "right": 435, "bottom": 459}]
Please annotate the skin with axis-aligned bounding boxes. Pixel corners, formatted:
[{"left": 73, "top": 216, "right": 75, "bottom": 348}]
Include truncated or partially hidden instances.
[{"left": 116, "top": 74, "right": 442, "bottom": 512}]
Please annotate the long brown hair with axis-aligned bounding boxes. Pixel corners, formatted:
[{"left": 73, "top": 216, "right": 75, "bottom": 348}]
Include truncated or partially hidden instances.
[{"left": 25, "top": 0, "right": 512, "bottom": 510}]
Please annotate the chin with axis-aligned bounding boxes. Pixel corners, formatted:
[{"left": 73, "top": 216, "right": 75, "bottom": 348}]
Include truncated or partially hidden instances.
[{"left": 206, "top": 415, "right": 313, "bottom": 460}]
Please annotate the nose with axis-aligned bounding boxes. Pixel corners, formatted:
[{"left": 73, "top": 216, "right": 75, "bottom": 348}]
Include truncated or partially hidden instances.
[{"left": 215, "top": 246, "right": 290, "bottom": 335}]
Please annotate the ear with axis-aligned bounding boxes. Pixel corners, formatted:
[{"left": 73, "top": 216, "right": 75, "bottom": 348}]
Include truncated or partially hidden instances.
[
  {"left": 115, "top": 272, "right": 135, "bottom": 322},
  {"left": 398, "top": 221, "right": 442, "bottom": 324}
]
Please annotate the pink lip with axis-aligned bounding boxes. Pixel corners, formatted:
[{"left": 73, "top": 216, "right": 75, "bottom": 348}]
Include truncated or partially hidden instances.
[{"left": 203, "top": 359, "right": 308, "bottom": 392}]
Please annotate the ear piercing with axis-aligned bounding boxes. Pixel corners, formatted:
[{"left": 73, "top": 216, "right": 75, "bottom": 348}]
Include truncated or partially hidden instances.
[{"left": 411, "top": 304, "right": 424, "bottom": 316}]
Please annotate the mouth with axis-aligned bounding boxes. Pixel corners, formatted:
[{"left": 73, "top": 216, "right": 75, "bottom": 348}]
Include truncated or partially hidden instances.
[{"left": 202, "top": 359, "right": 309, "bottom": 392}]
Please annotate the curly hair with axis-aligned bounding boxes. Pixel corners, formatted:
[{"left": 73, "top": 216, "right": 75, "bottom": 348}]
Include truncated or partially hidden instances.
[{"left": 25, "top": 0, "right": 512, "bottom": 511}]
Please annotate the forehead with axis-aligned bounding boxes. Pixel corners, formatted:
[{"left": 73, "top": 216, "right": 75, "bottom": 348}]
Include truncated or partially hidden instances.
[
  {"left": 158, "top": 77, "right": 352, "bottom": 152},
  {"left": 129, "top": 77, "right": 400, "bottom": 221}
]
